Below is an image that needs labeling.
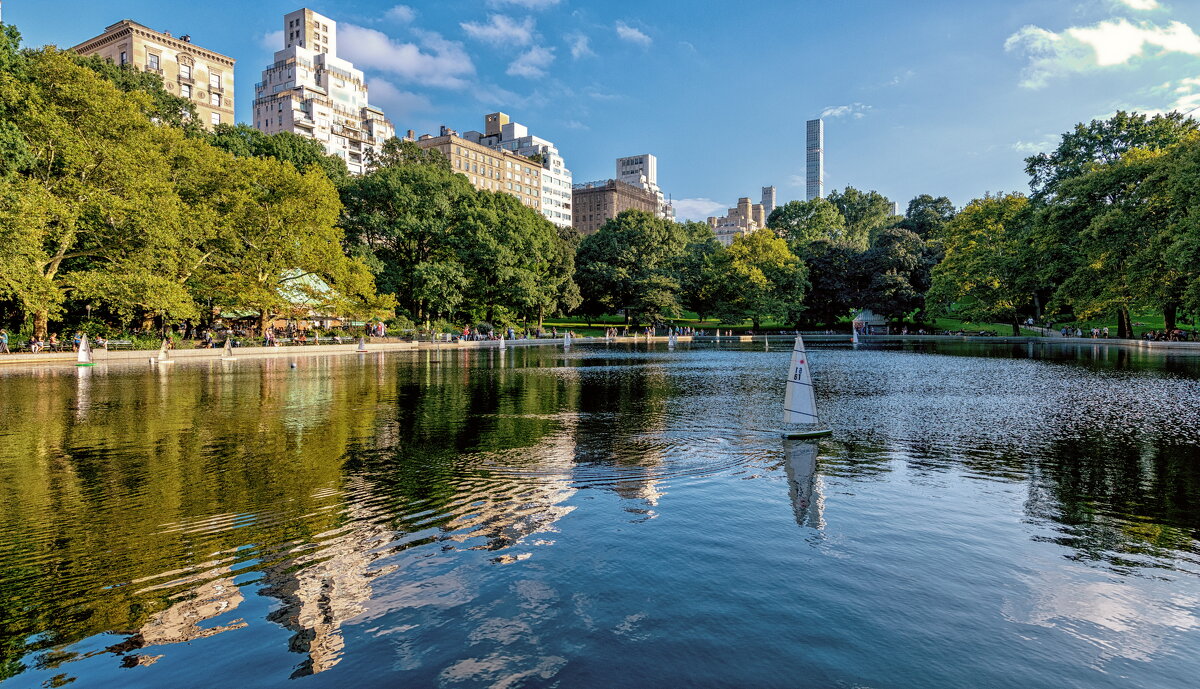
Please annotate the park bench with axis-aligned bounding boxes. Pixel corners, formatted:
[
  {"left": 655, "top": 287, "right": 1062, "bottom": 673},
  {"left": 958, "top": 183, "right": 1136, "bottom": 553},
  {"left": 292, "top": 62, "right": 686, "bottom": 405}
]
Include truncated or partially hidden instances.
[{"left": 107, "top": 340, "right": 134, "bottom": 350}]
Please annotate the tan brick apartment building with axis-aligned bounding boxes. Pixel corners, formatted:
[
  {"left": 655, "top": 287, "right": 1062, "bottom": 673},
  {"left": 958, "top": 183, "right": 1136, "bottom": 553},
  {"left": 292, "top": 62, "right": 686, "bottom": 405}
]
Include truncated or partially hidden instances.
[
  {"left": 415, "top": 128, "right": 544, "bottom": 210},
  {"left": 571, "top": 179, "right": 660, "bottom": 235},
  {"left": 73, "top": 20, "right": 235, "bottom": 129}
]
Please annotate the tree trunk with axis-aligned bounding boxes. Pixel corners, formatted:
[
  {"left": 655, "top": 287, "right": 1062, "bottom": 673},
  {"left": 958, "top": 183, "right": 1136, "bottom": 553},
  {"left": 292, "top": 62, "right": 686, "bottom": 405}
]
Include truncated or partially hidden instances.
[
  {"left": 1117, "top": 307, "right": 1132, "bottom": 339},
  {"left": 1011, "top": 316, "right": 1021, "bottom": 337},
  {"left": 1164, "top": 302, "right": 1178, "bottom": 332},
  {"left": 259, "top": 311, "right": 270, "bottom": 336},
  {"left": 1033, "top": 293, "right": 1042, "bottom": 319},
  {"left": 33, "top": 309, "right": 49, "bottom": 340}
]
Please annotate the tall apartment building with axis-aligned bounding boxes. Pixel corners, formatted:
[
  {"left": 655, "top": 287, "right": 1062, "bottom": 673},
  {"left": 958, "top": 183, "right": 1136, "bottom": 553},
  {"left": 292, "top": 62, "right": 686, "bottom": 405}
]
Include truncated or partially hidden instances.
[
  {"left": 73, "top": 20, "right": 235, "bottom": 129},
  {"left": 707, "top": 196, "right": 768, "bottom": 246},
  {"left": 253, "top": 8, "right": 394, "bottom": 175},
  {"left": 461, "top": 113, "right": 573, "bottom": 229},
  {"left": 616, "top": 154, "right": 674, "bottom": 220},
  {"left": 572, "top": 180, "right": 661, "bottom": 235},
  {"left": 414, "top": 127, "right": 544, "bottom": 210},
  {"left": 761, "top": 186, "right": 777, "bottom": 218},
  {"left": 806, "top": 119, "right": 824, "bottom": 200}
]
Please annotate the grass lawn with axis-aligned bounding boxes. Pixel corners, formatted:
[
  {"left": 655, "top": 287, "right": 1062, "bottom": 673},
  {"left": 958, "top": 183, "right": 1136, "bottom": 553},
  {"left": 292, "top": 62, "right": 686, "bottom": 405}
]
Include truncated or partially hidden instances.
[
  {"left": 929, "top": 318, "right": 1042, "bottom": 337},
  {"left": 1049, "top": 312, "right": 1197, "bottom": 338}
]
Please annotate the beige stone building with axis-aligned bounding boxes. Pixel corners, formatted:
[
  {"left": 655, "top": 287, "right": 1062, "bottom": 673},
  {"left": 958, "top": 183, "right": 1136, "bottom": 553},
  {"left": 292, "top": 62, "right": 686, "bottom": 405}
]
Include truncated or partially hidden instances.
[
  {"left": 73, "top": 20, "right": 235, "bottom": 129},
  {"left": 571, "top": 179, "right": 661, "bottom": 235},
  {"left": 708, "top": 197, "right": 768, "bottom": 246},
  {"left": 253, "top": 8, "right": 394, "bottom": 176},
  {"left": 414, "top": 128, "right": 544, "bottom": 210}
]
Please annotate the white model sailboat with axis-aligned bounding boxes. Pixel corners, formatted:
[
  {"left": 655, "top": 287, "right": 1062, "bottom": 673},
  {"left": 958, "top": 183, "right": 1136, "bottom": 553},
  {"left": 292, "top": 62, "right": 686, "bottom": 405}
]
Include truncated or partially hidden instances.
[
  {"left": 851, "top": 327, "right": 859, "bottom": 345},
  {"left": 781, "top": 335, "right": 832, "bottom": 438},
  {"left": 156, "top": 339, "right": 175, "bottom": 365},
  {"left": 221, "top": 338, "right": 237, "bottom": 360},
  {"left": 76, "top": 334, "right": 94, "bottom": 367},
  {"left": 357, "top": 337, "right": 367, "bottom": 353},
  {"left": 563, "top": 332, "right": 571, "bottom": 350}
]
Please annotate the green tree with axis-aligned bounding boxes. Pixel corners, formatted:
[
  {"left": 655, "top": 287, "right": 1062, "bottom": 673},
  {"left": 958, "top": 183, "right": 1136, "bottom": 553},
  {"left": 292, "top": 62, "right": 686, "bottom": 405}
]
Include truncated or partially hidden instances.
[
  {"left": 208, "top": 123, "right": 347, "bottom": 181},
  {"left": 69, "top": 53, "right": 199, "bottom": 133},
  {"left": 800, "top": 240, "right": 863, "bottom": 327},
  {"left": 859, "top": 227, "right": 926, "bottom": 321},
  {"left": 1035, "top": 148, "right": 1178, "bottom": 337},
  {"left": 0, "top": 48, "right": 192, "bottom": 336},
  {"left": 928, "top": 193, "right": 1034, "bottom": 335},
  {"left": 715, "top": 229, "right": 807, "bottom": 329},
  {"left": 575, "top": 210, "right": 687, "bottom": 325},
  {"left": 340, "top": 154, "right": 475, "bottom": 324},
  {"left": 827, "top": 186, "right": 898, "bottom": 248},
  {"left": 766, "top": 198, "right": 847, "bottom": 249},
  {"left": 1026, "top": 110, "right": 1198, "bottom": 198},
  {"left": 678, "top": 221, "right": 728, "bottom": 323},
  {"left": 899, "top": 194, "right": 955, "bottom": 240},
  {"left": 201, "top": 155, "right": 383, "bottom": 332}
]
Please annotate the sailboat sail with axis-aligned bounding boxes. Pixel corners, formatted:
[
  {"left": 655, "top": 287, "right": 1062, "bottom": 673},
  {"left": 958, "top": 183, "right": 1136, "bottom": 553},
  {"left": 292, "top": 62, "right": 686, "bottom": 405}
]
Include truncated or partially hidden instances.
[
  {"left": 158, "top": 339, "right": 172, "bottom": 362},
  {"left": 77, "top": 334, "right": 93, "bottom": 364},
  {"left": 223, "top": 338, "right": 234, "bottom": 358},
  {"left": 563, "top": 333, "right": 571, "bottom": 349},
  {"left": 851, "top": 327, "right": 859, "bottom": 345},
  {"left": 783, "top": 335, "right": 819, "bottom": 425}
]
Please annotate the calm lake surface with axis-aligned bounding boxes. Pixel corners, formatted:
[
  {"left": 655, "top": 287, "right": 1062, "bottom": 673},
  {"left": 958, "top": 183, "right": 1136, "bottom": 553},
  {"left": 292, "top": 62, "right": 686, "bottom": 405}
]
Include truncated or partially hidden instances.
[{"left": 2, "top": 341, "right": 1200, "bottom": 688}]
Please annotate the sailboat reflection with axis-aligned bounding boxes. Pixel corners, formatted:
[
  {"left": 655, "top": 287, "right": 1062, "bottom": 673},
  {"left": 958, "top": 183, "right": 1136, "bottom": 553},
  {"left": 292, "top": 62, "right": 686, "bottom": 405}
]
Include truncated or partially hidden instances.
[{"left": 783, "top": 440, "right": 824, "bottom": 529}]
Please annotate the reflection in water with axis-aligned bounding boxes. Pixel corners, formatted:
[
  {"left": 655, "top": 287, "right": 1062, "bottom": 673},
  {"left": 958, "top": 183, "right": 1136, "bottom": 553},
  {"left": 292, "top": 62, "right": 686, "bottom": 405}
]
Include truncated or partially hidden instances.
[
  {"left": 2, "top": 342, "right": 1200, "bottom": 688},
  {"left": 782, "top": 440, "right": 824, "bottom": 530}
]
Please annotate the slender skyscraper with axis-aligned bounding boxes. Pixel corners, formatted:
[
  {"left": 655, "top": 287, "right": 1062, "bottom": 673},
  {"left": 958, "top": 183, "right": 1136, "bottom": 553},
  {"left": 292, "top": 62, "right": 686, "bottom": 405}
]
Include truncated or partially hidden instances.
[{"left": 806, "top": 119, "right": 824, "bottom": 200}]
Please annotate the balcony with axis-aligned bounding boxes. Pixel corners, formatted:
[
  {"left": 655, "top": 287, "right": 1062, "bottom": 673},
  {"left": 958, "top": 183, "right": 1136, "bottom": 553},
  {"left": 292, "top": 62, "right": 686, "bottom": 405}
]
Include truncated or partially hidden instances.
[
  {"left": 144, "top": 65, "right": 163, "bottom": 75},
  {"left": 208, "top": 84, "right": 225, "bottom": 94}
]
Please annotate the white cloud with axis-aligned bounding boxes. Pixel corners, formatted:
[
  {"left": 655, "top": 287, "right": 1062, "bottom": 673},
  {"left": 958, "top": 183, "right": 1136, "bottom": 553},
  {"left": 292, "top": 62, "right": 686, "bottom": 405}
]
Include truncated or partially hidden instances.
[
  {"left": 787, "top": 174, "right": 806, "bottom": 188},
  {"left": 368, "top": 79, "right": 433, "bottom": 119},
  {"left": 562, "top": 119, "right": 589, "bottom": 130},
  {"left": 673, "top": 198, "right": 728, "bottom": 222},
  {"left": 386, "top": 5, "right": 416, "bottom": 23},
  {"left": 472, "top": 83, "right": 521, "bottom": 106},
  {"left": 487, "top": 0, "right": 561, "bottom": 8},
  {"left": 1011, "top": 135, "right": 1059, "bottom": 154},
  {"left": 339, "top": 24, "right": 475, "bottom": 89},
  {"left": 819, "top": 103, "right": 871, "bottom": 119},
  {"left": 1006, "top": 19, "right": 1200, "bottom": 88},
  {"left": 1116, "top": 0, "right": 1160, "bottom": 10},
  {"left": 260, "top": 30, "right": 283, "bottom": 51},
  {"left": 615, "top": 21, "right": 652, "bottom": 46},
  {"left": 568, "top": 33, "right": 594, "bottom": 59},
  {"left": 507, "top": 46, "right": 556, "bottom": 78},
  {"left": 461, "top": 14, "right": 535, "bottom": 47}
]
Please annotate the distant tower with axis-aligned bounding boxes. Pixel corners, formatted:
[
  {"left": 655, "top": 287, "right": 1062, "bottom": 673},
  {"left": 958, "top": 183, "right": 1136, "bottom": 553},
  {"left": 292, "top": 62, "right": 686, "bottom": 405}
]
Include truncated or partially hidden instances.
[
  {"left": 806, "top": 119, "right": 824, "bottom": 200},
  {"left": 761, "top": 186, "right": 777, "bottom": 218}
]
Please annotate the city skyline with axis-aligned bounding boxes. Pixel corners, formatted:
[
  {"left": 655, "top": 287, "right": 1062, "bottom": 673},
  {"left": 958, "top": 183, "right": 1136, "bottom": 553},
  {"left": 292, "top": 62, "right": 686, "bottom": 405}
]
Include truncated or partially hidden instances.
[{"left": 10, "top": 0, "right": 1200, "bottom": 219}]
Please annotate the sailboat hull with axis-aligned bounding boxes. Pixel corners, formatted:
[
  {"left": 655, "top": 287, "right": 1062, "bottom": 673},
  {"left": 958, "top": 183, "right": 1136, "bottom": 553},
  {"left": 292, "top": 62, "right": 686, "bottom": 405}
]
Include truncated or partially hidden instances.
[
  {"left": 782, "top": 428, "right": 833, "bottom": 439},
  {"left": 75, "top": 363, "right": 95, "bottom": 367}
]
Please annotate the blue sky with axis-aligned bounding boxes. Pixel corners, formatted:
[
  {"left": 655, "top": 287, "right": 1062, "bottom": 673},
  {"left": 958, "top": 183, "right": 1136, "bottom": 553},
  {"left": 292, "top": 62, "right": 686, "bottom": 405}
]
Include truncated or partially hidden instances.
[{"left": 10, "top": 0, "right": 1200, "bottom": 219}]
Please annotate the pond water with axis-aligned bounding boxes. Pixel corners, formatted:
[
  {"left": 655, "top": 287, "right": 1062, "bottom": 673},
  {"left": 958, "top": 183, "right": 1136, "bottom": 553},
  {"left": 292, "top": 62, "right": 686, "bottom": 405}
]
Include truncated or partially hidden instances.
[{"left": 1, "top": 341, "right": 1199, "bottom": 688}]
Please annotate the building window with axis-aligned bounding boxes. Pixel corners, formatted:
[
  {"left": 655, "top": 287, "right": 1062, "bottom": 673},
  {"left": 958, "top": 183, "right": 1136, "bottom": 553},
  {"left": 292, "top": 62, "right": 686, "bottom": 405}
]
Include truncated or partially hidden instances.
[
  {"left": 120, "top": 51, "right": 128, "bottom": 65},
  {"left": 180, "top": 64, "right": 191, "bottom": 80},
  {"left": 148, "top": 53, "right": 160, "bottom": 70},
  {"left": 211, "top": 112, "right": 221, "bottom": 126},
  {"left": 181, "top": 84, "right": 191, "bottom": 98},
  {"left": 210, "top": 72, "right": 221, "bottom": 89}
]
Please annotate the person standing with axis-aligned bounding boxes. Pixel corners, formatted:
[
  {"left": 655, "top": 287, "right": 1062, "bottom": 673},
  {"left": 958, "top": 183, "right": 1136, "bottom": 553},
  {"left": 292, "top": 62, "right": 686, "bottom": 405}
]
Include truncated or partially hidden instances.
[{"left": 0, "top": 329, "right": 8, "bottom": 354}]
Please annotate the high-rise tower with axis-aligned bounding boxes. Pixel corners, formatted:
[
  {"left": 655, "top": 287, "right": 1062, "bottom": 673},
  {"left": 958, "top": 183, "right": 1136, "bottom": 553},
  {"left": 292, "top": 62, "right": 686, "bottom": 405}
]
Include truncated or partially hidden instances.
[
  {"left": 806, "top": 119, "right": 824, "bottom": 200},
  {"left": 761, "top": 186, "right": 777, "bottom": 218},
  {"left": 253, "top": 8, "right": 394, "bottom": 175}
]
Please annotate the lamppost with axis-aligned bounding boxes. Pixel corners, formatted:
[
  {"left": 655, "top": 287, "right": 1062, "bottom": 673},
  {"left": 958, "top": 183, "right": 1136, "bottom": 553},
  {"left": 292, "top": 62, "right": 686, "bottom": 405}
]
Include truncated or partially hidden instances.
[{"left": 86, "top": 304, "right": 92, "bottom": 322}]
